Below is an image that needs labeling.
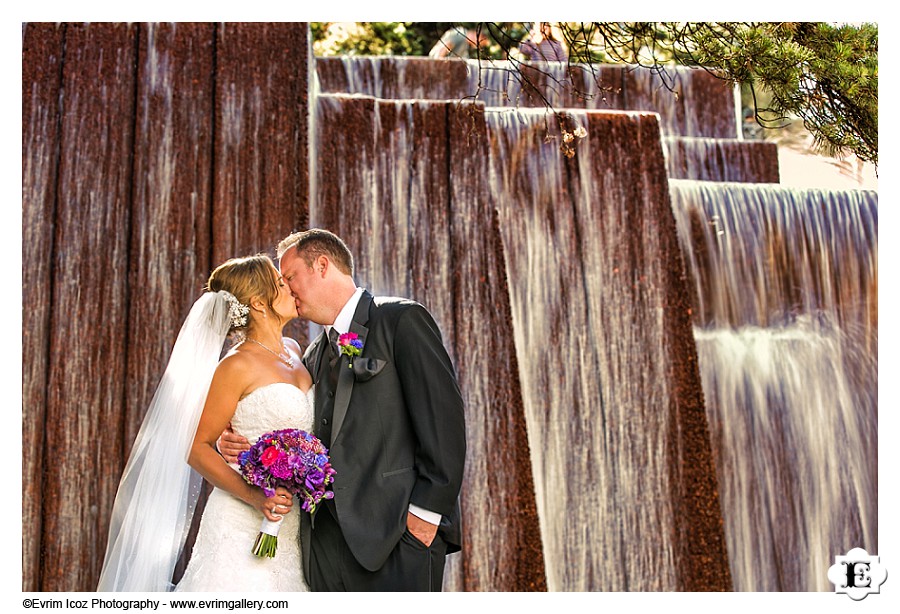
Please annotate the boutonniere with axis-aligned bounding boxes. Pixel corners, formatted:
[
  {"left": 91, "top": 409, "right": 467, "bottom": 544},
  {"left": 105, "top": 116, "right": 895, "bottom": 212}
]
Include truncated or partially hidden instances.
[{"left": 338, "top": 332, "right": 363, "bottom": 368}]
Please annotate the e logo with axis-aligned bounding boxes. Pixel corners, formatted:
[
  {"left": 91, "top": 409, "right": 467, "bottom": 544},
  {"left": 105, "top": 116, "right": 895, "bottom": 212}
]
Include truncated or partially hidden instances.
[{"left": 828, "top": 548, "right": 887, "bottom": 601}]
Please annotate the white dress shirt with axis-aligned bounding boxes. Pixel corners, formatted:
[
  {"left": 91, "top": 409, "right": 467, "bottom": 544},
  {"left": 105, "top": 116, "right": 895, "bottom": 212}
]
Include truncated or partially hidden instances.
[{"left": 327, "top": 288, "right": 442, "bottom": 527}]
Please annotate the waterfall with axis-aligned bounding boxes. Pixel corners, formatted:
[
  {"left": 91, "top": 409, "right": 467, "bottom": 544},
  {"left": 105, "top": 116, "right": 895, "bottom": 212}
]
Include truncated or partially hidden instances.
[
  {"left": 486, "top": 108, "right": 676, "bottom": 590},
  {"left": 317, "top": 56, "right": 740, "bottom": 137},
  {"left": 670, "top": 181, "right": 878, "bottom": 591},
  {"left": 310, "top": 55, "right": 876, "bottom": 593},
  {"left": 663, "top": 137, "right": 780, "bottom": 183}
]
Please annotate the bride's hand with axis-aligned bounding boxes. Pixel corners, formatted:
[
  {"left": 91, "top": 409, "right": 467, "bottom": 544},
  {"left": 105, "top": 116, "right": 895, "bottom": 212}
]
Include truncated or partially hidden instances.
[{"left": 251, "top": 487, "right": 294, "bottom": 522}]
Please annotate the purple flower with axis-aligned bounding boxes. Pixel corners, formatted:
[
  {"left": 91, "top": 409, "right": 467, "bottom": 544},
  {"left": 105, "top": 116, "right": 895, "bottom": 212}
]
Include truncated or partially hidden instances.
[
  {"left": 269, "top": 456, "right": 293, "bottom": 480},
  {"left": 305, "top": 468, "right": 325, "bottom": 490}
]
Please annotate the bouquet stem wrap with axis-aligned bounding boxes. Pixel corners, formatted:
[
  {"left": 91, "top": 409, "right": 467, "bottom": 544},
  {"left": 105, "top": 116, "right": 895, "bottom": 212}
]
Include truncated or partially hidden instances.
[{"left": 253, "top": 517, "right": 282, "bottom": 558}]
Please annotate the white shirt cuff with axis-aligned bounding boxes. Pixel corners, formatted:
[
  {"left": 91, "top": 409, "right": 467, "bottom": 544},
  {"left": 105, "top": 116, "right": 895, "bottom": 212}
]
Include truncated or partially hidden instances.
[{"left": 408, "top": 503, "right": 442, "bottom": 526}]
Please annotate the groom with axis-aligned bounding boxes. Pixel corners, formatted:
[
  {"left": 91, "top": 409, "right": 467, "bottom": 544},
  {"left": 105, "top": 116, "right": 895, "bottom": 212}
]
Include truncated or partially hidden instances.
[{"left": 244, "top": 228, "right": 465, "bottom": 591}]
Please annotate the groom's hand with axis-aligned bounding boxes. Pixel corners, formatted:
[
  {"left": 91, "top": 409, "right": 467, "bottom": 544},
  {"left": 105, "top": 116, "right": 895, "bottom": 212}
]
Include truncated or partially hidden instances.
[
  {"left": 406, "top": 512, "right": 438, "bottom": 547},
  {"left": 216, "top": 422, "right": 250, "bottom": 463}
]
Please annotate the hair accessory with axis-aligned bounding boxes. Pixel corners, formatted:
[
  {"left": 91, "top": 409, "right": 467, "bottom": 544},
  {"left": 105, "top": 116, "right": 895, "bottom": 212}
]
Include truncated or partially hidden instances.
[{"left": 219, "top": 290, "right": 250, "bottom": 328}]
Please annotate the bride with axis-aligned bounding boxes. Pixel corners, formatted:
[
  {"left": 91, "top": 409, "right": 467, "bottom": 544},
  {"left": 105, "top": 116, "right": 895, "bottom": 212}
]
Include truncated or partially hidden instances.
[{"left": 98, "top": 254, "right": 313, "bottom": 592}]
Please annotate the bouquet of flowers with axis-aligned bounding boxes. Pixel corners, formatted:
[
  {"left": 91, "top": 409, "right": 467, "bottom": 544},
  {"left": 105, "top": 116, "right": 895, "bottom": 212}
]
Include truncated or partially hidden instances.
[{"left": 238, "top": 428, "right": 336, "bottom": 557}]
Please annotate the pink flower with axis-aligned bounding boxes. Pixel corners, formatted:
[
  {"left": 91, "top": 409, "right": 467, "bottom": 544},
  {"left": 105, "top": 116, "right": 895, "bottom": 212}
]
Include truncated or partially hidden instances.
[
  {"left": 338, "top": 332, "right": 358, "bottom": 345},
  {"left": 338, "top": 332, "right": 363, "bottom": 364},
  {"left": 261, "top": 446, "right": 281, "bottom": 468}
]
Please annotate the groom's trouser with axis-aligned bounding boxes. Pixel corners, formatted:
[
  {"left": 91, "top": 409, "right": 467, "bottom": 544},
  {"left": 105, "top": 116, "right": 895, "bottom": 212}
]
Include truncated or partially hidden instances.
[{"left": 309, "top": 505, "right": 447, "bottom": 591}]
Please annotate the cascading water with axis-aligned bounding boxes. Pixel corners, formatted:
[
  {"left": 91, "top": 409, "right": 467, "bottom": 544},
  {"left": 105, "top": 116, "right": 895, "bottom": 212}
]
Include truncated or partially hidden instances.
[
  {"left": 663, "top": 137, "right": 779, "bottom": 183},
  {"left": 310, "top": 55, "right": 875, "bottom": 593},
  {"left": 486, "top": 108, "right": 677, "bottom": 591},
  {"left": 316, "top": 57, "right": 740, "bottom": 138},
  {"left": 670, "top": 181, "right": 878, "bottom": 591},
  {"left": 465, "top": 58, "right": 741, "bottom": 138}
]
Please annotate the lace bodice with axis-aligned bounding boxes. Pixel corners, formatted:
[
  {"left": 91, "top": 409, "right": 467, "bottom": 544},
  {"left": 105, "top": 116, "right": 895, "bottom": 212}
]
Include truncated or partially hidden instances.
[{"left": 229, "top": 382, "right": 315, "bottom": 445}]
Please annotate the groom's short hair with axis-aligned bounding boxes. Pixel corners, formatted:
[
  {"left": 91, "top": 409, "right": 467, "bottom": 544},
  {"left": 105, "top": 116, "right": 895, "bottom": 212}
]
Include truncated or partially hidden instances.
[{"left": 277, "top": 228, "right": 354, "bottom": 276}]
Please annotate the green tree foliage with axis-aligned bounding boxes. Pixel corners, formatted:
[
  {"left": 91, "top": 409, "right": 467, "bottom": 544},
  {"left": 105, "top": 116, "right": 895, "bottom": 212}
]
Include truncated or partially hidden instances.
[
  {"left": 312, "top": 22, "right": 877, "bottom": 165},
  {"left": 663, "top": 22, "right": 877, "bottom": 165},
  {"left": 313, "top": 23, "right": 526, "bottom": 60},
  {"left": 312, "top": 22, "right": 452, "bottom": 57}
]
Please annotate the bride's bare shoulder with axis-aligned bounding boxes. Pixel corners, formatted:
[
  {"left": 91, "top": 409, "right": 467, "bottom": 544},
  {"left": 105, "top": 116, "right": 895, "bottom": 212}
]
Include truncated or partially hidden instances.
[{"left": 214, "top": 344, "right": 257, "bottom": 381}]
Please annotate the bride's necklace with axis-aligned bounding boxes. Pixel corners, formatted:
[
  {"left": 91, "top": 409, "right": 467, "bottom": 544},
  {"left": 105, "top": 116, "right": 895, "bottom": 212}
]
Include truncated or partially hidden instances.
[{"left": 245, "top": 336, "right": 295, "bottom": 368}]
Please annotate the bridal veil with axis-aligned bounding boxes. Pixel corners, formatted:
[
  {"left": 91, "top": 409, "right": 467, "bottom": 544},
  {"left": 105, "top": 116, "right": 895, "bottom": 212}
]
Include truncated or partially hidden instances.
[{"left": 97, "top": 291, "right": 233, "bottom": 591}]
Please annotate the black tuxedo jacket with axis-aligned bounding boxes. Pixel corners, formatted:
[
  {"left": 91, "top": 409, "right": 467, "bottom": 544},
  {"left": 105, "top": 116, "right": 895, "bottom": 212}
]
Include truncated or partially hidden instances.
[{"left": 300, "top": 291, "right": 466, "bottom": 573}]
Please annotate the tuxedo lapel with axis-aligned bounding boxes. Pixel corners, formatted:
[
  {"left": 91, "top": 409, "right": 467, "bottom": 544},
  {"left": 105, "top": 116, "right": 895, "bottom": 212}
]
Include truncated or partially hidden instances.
[
  {"left": 330, "top": 292, "right": 373, "bottom": 444},
  {"left": 305, "top": 333, "right": 329, "bottom": 384},
  {"left": 304, "top": 333, "right": 329, "bottom": 430}
]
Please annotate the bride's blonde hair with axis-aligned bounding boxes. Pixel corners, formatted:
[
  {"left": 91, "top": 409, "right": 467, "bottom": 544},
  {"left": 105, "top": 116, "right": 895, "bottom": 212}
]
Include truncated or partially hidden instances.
[{"left": 206, "top": 254, "right": 282, "bottom": 332}]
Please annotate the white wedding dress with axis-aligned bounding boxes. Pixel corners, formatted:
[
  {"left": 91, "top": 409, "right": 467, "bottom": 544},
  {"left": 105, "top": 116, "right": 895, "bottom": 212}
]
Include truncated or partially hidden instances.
[{"left": 175, "top": 383, "right": 314, "bottom": 592}]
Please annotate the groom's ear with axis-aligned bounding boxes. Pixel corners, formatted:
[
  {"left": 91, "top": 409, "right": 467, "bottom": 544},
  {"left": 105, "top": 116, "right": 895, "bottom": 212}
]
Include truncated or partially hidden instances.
[{"left": 315, "top": 255, "right": 328, "bottom": 276}]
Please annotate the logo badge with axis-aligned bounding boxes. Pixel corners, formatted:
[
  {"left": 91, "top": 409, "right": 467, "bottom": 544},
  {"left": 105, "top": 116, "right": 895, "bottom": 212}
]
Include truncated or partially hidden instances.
[{"left": 827, "top": 547, "right": 887, "bottom": 600}]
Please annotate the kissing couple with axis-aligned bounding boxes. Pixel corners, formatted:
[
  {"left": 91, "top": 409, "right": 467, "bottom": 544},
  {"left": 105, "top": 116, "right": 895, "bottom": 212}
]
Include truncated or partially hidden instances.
[{"left": 97, "top": 228, "right": 467, "bottom": 592}]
